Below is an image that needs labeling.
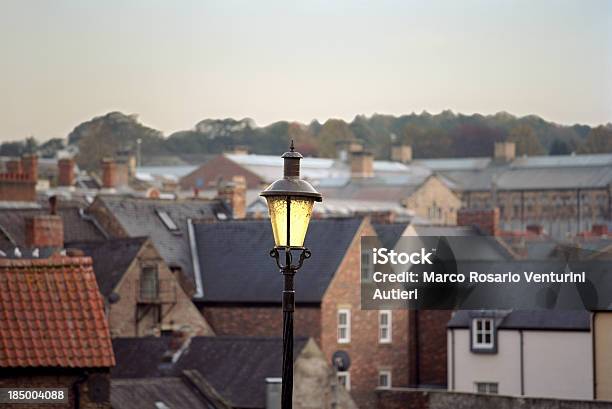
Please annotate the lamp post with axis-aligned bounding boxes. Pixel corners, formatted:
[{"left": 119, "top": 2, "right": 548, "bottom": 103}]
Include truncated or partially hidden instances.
[{"left": 261, "top": 141, "right": 322, "bottom": 409}]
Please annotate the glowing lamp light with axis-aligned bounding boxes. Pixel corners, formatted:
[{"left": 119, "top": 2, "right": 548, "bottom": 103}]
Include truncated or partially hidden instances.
[{"left": 260, "top": 141, "right": 322, "bottom": 248}]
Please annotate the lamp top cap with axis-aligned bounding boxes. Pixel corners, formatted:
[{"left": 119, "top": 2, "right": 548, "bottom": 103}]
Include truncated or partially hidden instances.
[{"left": 281, "top": 140, "right": 303, "bottom": 159}]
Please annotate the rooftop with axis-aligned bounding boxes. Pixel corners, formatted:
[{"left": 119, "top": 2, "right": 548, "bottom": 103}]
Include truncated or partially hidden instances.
[{"left": 0, "top": 256, "right": 115, "bottom": 368}]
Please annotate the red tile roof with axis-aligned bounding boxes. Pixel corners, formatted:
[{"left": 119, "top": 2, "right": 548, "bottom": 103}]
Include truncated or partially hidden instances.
[{"left": 0, "top": 256, "right": 115, "bottom": 368}]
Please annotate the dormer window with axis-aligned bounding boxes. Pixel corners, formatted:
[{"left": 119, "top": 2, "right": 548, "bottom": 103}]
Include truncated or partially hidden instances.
[{"left": 471, "top": 317, "right": 496, "bottom": 352}]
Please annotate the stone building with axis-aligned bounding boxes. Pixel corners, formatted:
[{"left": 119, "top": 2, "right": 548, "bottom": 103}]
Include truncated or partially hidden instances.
[
  {"left": 414, "top": 142, "right": 612, "bottom": 238},
  {"left": 67, "top": 237, "right": 215, "bottom": 338}
]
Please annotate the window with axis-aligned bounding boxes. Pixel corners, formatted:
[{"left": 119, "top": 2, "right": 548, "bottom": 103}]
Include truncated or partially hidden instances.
[
  {"left": 361, "top": 247, "right": 374, "bottom": 282},
  {"left": 475, "top": 382, "right": 498, "bottom": 394},
  {"left": 337, "top": 371, "right": 350, "bottom": 391},
  {"left": 156, "top": 210, "right": 178, "bottom": 231},
  {"left": 337, "top": 309, "right": 351, "bottom": 343},
  {"left": 140, "top": 265, "right": 159, "bottom": 300},
  {"left": 378, "top": 370, "right": 392, "bottom": 389},
  {"left": 472, "top": 318, "right": 495, "bottom": 351},
  {"left": 379, "top": 310, "right": 392, "bottom": 343}
]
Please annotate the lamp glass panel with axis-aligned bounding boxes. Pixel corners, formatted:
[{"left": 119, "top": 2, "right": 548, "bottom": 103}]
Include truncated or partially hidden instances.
[{"left": 266, "top": 196, "right": 314, "bottom": 247}]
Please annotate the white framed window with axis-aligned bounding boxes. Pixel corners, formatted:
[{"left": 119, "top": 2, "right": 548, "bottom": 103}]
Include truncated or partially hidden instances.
[
  {"left": 472, "top": 318, "right": 495, "bottom": 350},
  {"left": 337, "top": 371, "right": 350, "bottom": 391},
  {"left": 337, "top": 309, "right": 351, "bottom": 343},
  {"left": 475, "top": 382, "right": 498, "bottom": 394},
  {"left": 379, "top": 310, "right": 392, "bottom": 343},
  {"left": 378, "top": 370, "right": 392, "bottom": 389}
]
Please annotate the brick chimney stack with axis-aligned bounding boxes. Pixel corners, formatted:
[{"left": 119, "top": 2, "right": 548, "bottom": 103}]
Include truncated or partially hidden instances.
[
  {"left": 22, "top": 154, "right": 38, "bottom": 182},
  {"left": 6, "top": 159, "right": 22, "bottom": 174},
  {"left": 391, "top": 145, "right": 412, "bottom": 163},
  {"left": 25, "top": 197, "right": 64, "bottom": 248},
  {"left": 350, "top": 151, "right": 374, "bottom": 178},
  {"left": 217, "top": 175, "right": 246, "bottom": 219},
  {"left": 101, "top": 158, "right": 117, "bottom": 189},
  {"left": 457, "top": 208, "right": 500, "bottom": 236},
  {"left": 58, "top": 158, "right": 75, "bottom": 187}
]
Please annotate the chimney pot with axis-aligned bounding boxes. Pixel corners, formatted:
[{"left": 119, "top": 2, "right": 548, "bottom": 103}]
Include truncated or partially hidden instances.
[
  {"left": 101, "top": 158, "right": 117, "bottom": 189},
  {"left": 217, "top": 175, "right": 247, "bottom": 219},
  {"left": 58, "top": 158, "right": 75, "bottom": 187},
  {"left": 22, "top": 154, "right": 38, "bottom": 182}
]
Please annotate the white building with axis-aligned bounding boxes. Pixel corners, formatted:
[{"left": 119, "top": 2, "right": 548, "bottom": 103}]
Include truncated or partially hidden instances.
[{"left": 447, "top": 310, "right": 593, "bottom": 400}]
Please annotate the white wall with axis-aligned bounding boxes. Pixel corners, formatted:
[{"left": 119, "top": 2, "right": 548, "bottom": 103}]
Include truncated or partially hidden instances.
[
  {"left": 448, "top": 329, "right": 593, "bottom": 400},
  {"left": 523, "top": 331, "right": 592, "bottom": 400}
]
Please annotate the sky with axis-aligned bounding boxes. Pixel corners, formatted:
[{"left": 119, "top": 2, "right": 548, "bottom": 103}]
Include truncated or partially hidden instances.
[{"left": 0, "top": 0, "right": 611, "bottom": 141}]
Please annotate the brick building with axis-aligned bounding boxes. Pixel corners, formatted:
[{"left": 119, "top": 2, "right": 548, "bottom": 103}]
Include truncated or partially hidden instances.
[
  {"left": 0, "top": 256, "right": 115, "bottom": 409},
  {"left": 414, "top": 143, "right": 612, "bottom": 238},
  {"left": 190, "top": 217, "right": 453, "bottom": 407},
  {"left": 67, "top": 237, "right": 215, "bottom": 337}
]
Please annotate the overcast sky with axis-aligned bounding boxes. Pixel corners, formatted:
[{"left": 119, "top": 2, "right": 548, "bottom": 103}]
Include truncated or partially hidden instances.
[{"left": 0, "top": 0, "right": 610, "bottom": 140}]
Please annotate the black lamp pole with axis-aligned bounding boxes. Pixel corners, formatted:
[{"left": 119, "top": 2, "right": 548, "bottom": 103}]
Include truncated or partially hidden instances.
[{"left": 263, "top": 142, "right": 321, "bottom": 409}]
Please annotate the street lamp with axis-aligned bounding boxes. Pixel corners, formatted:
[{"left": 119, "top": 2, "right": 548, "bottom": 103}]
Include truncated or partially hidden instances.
[{"left": 261, "top": 141, "right": 322, "bottom": 409}]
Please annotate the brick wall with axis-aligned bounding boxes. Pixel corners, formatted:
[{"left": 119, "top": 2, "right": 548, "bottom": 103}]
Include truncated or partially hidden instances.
[
  {"left": 24, "top": 215, "right": 64, "bottom": 248},
  {"left": 412, "top": 311, "right": 451, "bottom": 387},
  {"left": 377, "top": 388, "right": 612, "bottom": 409},
  {"left": 457, "top": 208, "right": 500, "bottom": 236},
  {"left": 0, "top": 369, "right": 111, "bottom": 409},
  {"left": 321, "top": 220, "right": 411, "bottom": 409},
  {"left": 201, "top": 304, "right": 321, "bottom": 344},
  {"left": 404, "top": 177, "right": 461, "bottom": 225}
]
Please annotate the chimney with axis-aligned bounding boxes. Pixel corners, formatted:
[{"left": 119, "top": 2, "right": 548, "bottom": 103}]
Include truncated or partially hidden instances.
[
  {"left": 58, "top": 158, "right": 75, "bottom": 187},
  {"left": 25, "top": 198, "right": 64, "bottom": 248},
  {"left": 336, "top": 140, "right": 363, "bottom": 162},
  {"left": 526, "top": 224, "right": 544, "bottom": 236},
  {"left": 101, "top": 158, "right": 117, "bottom": 189},
  {"left": 265, "top": 378, "right": 281, "bottom": 409},
  {"left": 494, "top": 142, "right": 516, "bottom": 162},
  {"left": 391, "top": 145, "right": 412, "bottom": 163},
  {"left": 217, "top": 175, "right": 247, "bottom": 219},
  {"left": 350, "top": 151, "right": 374, "bottom": 178},
  {"left": 22, "top": 154, "right": 38, "bottom": 182},
  {"left": 457, "top": 207, "right": 500, "bottom": 236},
  {"left": 6, "top": 158, "right": 22, "bottom": 174}
]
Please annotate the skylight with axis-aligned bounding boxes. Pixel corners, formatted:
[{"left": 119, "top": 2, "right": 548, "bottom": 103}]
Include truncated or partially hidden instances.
[{"left": 156, "top": 210, "right": 178, "bottom": 231}]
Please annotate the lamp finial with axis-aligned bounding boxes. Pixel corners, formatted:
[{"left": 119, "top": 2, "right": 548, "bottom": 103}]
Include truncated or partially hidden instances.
[{"left": 290, "top": 140, "right": 295, "bottom": 152}]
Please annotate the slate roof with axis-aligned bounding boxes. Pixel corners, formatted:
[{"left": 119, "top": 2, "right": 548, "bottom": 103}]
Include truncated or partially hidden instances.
[
  {"left": 448, "top": 310, "right": 591, "bottom": 331},
  {"left": 318, "top": 176, "right": 429, "bottom": 202},
  {"left": 92, "top": 196, "right": 231, "bottom": 286},
  {"left": 112, "top": 372, "right": 230, "bottom": 409},
  {"left": 112, "top": 336, "right": 309, "bottom": 409},
  {"left": 192, "top": 218, "right": 363, "bottom": 303},
  {"left": 0, "top": 206, "right": 106, "bottom": 251},
  {"left": 65, "top": 237, "right": 148, "bottom": 297},
  {"left": 373, "top": 223, "right": 409, "bottom": 248},
  {"left": 416, "top": 153, "right": 612, "bottom": 192},
  {"left": 0, "top": 257, "right": 115, "bottom": 368}
]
